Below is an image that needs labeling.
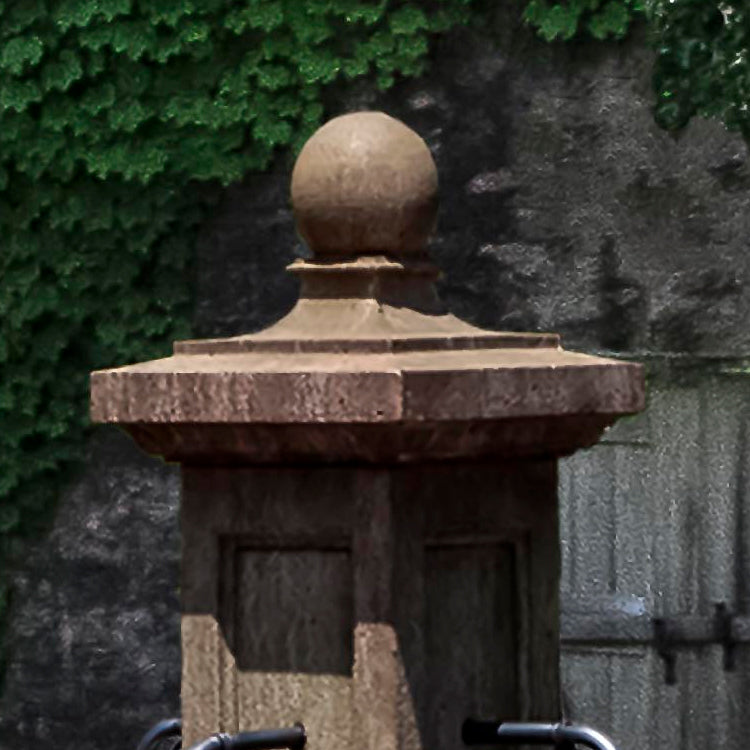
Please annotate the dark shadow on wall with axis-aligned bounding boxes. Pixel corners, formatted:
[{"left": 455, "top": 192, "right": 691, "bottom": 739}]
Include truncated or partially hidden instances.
[
  {"left": 597, "top": 235, "right": 647, "bottom": 352},
  {"left": 649, "top": 268, "right": 744, "bottom": 353},
  {"left": 192, "top": 161, "right": 301, "bottom": 340}
]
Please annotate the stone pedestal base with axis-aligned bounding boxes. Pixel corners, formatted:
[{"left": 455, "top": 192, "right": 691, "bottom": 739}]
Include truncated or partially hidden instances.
[{"left": 180, "top": 462, "right": 560, "bottom": 749}]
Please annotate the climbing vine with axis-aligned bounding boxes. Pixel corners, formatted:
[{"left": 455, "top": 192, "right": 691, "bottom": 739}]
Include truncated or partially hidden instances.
[
  {"left": 0, "top": 0, "right": 476, "bottom": 675},
  {"left": 650, "top": 1, "right": 750, "bottom": 137},
  {"left": 523, "top": 0, "right": 645, "bottom": 41}
]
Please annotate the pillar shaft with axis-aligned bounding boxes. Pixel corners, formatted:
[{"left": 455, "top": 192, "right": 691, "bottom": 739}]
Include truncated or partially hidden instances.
[
  {"left": 90, "top": 111, "right": 644, "bottom": 749},
  {"left": 180, "top": 464, "right": 559, "bottom": 748}
]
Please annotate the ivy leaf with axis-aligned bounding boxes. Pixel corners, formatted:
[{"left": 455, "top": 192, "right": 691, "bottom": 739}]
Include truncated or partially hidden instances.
[
  {"left": 0, "top": 36, "right": 44, "bottom": 75},
  {"left": 54, "top": 0, "right": 132, "bottom": 31},
  {"left": 79, "top": 83, "right": 117, "bottom": 115},
  {"left": 255, "top": 64, "right": 292, "bottom": 91},
  {"left": 41, "top": 50, "right": 84, "bottom": 93},
  {"left": 525, "top": 0, "right": 637, "bottom": 40},
  {"left": 376, "top": 71, "right": 394, "bottom": 90},
  {"left": 389, "top": 5, "right": 428, "bottom": 35},
  {"left": 108, "top": 99, "right": 152, "bottom": 132},
  {"left": 224, "top": 1, "right": 284, "bottom": 34},
  {"left": 300, "top": 101, "right": 323, "bottom": 125},
  {"left": 140, "top": 0, "right": 196, "bottom": 27},
  {"left": 0, "top": 79, "right": 42, "bottom": 112},
  {"left": 77, "top": 24, "right": 114, "bottom": 51},
  {"left": 294, "top": 48, "right": 342, "bottom": 83},
  {"left": 588, "top": 0, "right": 632, "bottom": 39},
  {"left": 342, "top": 53, "right": 370, "bottom": 78},
  {"left": 340, "top": 0, "right": 387, "bottom": 26},
  {"left": 287, "top": 6, "right": 332, "bottom": 44},
  {"left": 54, "top": 0, "right": 100, "bottom": 31},
  {"left": 3, "top": 0, "right": 46, "bottom": 36},
  {"left": 539, "top": 4, "right": 582, "bottom": 40},
  {"left": 111, "top": 21, "right": 157, "bottom": 60},
  {"left": 252, "top": 115, "right": 293, "bottom": 146}
]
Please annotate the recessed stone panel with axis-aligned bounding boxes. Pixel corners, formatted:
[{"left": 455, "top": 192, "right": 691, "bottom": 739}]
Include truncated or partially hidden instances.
[
  {"left": 424, "top": 543, "right": 519, "bottom": 750},
  {"left": 235, "top": 549, "right": 353, "bottom": 675}
]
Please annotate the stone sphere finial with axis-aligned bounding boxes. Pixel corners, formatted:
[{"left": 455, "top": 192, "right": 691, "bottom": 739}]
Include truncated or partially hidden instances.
[{"left": 291, "top": 111, "right": 438, "bottom": 259}]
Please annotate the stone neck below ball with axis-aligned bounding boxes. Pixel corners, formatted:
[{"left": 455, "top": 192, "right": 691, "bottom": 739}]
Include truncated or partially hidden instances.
[{"left": 175, "top": 254, "right": 560, "bottom": 355}]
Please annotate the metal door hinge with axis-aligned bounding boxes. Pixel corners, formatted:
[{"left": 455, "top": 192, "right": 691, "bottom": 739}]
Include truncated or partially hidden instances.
[
  {"left": 653, "top": 602, "right": 736, "bottom": 684},
  {"left": 561, "top": 601, "right": 747, "bottom": 685}
]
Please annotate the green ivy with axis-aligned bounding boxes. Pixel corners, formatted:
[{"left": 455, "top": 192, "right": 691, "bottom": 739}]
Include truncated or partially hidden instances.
[
  {"left": 523, "top": 0, "right": 646, "bottom": 41},
  {"left": 650, "top": 1, "right": 750, "bottom": 137},
  {"left": 0, "top": 0, "right": 475, "bottom": 678}
]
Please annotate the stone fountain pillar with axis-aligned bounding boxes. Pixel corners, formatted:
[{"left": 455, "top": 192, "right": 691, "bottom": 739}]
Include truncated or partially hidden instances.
[{"left": 90, "top": 112, "right": 644, "bottom": 750}]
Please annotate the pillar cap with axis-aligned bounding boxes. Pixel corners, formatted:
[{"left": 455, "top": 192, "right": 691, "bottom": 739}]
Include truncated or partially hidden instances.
[
  {"left": 291, "top": 111, "right": 438, "bottom": 259},
  {"left": 90, "top": 111, "right": 645, "bottom": 463}
]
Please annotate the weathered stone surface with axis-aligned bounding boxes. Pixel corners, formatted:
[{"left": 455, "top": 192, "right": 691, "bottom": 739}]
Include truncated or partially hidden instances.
[
  {"left": 409, "top": 19, "right": 750, "bottom": 356},
  {"left": 2, "top": 2, "right": 748, "bottom": 747},
  {"left": 291, "top": 112, "right": 438, "bottom": 258},
  {"left": 179, "top": 463, "right": 560, "bottom": 747},
  {"left": 0, "top": 428, "right": 180, "bottom": 750},
  {"left": 91, "top": 349, "right": 642, "bottom": 423}
]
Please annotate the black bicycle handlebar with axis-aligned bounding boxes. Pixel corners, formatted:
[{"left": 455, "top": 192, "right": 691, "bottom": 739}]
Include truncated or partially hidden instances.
[
  {"left": 136, "top": 720, "right": 306, "bottom": 750},
  {"left": 136, "top": 718, "right": 182, "bottom": 750},
  {"left": 463, "top": 719, "right": 617, "bottom": 750}
]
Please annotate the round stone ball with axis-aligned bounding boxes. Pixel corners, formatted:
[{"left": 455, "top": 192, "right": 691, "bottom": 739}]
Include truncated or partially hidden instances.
[{"left": 291, "top": 111, "right": 438, "bottom": 258}]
